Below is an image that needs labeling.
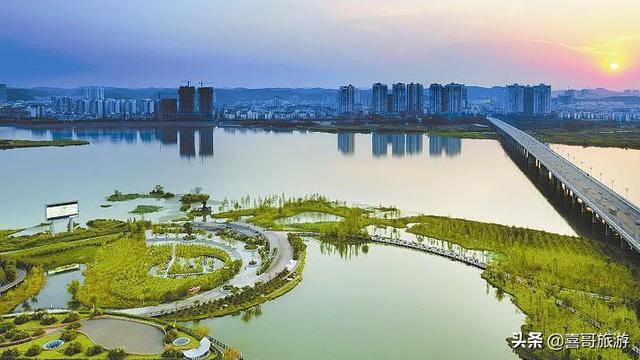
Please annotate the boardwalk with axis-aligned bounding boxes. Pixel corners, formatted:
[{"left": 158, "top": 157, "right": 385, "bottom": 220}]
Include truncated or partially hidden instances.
[
  {"left": 296, "top": 232, "right": 488, "bottom": 269},
  {"left": 370, "top": 235, "right": 487, "bottom": 269},
  {"left": 0, "top": 267, "right": 27, "bottom": 293},
  {"left": 488, "top": 116, "right": 640, "bottom": 251}
]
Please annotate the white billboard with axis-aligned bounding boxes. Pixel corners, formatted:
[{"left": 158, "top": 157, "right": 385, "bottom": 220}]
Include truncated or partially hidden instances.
[{"left": 45, "top": 201, "right": 79, "bottom": 221}]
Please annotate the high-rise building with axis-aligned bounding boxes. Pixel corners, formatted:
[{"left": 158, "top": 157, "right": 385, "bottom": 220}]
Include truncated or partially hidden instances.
[
  {"left": 0, "top": 84, "right": 7, "bottom": 104},
  {"left": 178, "top": 85, "right": 195, "bottom": 116},
  {"left": 371, "top": 83, "right": 388, "bottom": 115},
  {"left": 198, "top": 87, "right": 214, "bottom": 117},
  {"left": 429, "top": 84, "right": 444, "bottom": 113},
  {"left": 532, "top": 84, "right": 551, "bottom": 114},
  {"left": 392, "top": 83, "right": 407, "bottom": 113},
  {"left": 506, "top": 84, "right": 525, "bottom": 114},
  {"left": 407, "top": 82, "right": 424, "bottom": 115},
  {"left": 158, "top": 98, "right": 178, "bottom": 120},
  {"left": 83, "top": 86, "right": 104, "bottom": 101},
  {"left": 338, "top": 84, "right": 355, "bottom": 115},
  {"left": 386, "top": 94, "right": 393, "bottom": 113},
  {"left": 443, "top": 83, "right": 467, "bottom": 113},
  {"left": 505, "top": 83, "right": 551, "bottom": 115}
]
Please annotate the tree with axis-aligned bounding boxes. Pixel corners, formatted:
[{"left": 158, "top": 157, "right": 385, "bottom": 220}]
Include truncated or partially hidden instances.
[
  {"left": 107, "top": 347, "right": 126, "bottom": 360},
  {"left": 223, "top": 348, "right": 240, "bottom": 360},
  {"left": 67, "top": 279, "right": 81, "bottom": 300},
  {"left": 193, "top": 325, "right": 210, "bottom": 338}
]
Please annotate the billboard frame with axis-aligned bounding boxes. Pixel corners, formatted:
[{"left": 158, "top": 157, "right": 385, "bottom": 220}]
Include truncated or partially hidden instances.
[{"left": 45, "top": 200, "right": 80, "bottom": 221}]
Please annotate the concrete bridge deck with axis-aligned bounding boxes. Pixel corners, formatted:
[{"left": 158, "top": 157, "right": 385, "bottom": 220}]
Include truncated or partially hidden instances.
[{"left": 488, "top": 116, "right": 640, "bottom": 251}]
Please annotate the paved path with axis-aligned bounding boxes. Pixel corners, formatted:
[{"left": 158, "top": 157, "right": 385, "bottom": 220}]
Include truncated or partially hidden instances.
[
  {"left": 489, "top": 116, "right": 640, "bottom": 250},
  {"left": 0, "top": 267, "right": 27, "bottom": 293},
  {"left": 163, "top": 242, "right": 177, "bottom": 278},
  {"left": 118, "top": 222, "right": 294, "bottom": 317}
]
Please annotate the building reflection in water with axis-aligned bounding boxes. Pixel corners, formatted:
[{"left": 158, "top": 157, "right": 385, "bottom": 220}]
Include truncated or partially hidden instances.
[
  {"left": 198, "top": 127, "right": 214, "bottom": 157},
  {"left": 30, "top": 126, "right": 217, "bottom": 159},
  {"left": 371, "top": 133, "right": 424, "bottom": 158},
  {"left": 406, "top": 134, "right": 423, "bottom": 155},
  {"left": 179, "top": 128, "right": 196, "bottom": 158},
  {"left": 159, "top": 127, "right": 178, "bottom": 145},
  {"left": 337, "top": 132, "right": 355, "bottom": 155},
  {"left": 429, "top": 136, "right": 462, "bottom": 157}
]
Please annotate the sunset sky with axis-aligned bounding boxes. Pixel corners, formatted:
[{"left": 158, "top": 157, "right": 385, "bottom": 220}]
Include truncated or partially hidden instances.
[{"left": 0, "top": 0, "right": 638, "bottom": 89}]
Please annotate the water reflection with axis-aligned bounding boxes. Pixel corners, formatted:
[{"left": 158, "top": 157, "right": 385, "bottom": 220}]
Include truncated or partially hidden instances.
[
  {"left": 319, "top": 241, "right": 369, "bottom": 260},
  {"left": 429, "top": 136, "right": 461, "bottom": 157},
  {"left": 11, "top": 126, "right": 219, "bottom": 159},
  {"left": 372, "top": 133, "right": 416, "bottom": 157},
  {"left": 179, "top": 128, "right": 196, "bottom": 158},
  {"left": 337, "top": 132, "right": 355, "bottom": 155},
  {"left": 371, "top": 133, "right": 460, "bottom": 158}
]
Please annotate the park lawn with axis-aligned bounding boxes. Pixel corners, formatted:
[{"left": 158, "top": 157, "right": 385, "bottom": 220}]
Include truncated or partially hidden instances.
[{"left": 77, "top": 234, "right": 240, "bottom": 308}]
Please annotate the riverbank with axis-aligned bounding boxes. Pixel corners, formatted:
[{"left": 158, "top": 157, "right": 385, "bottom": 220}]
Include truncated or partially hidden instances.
[
  {"left": 0, "top": 139, "right": 89, "bottom": 150},
  {"left": 504, "top": 118, "right": 640, "bottom": 150},
  {"left": 216, "top": 196, "right": 640, "bottom": 360}
]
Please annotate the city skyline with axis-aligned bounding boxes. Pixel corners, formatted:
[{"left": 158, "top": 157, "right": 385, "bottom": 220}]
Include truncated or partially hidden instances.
[{"left": 1, "top": 1, "right": 639, "bottom": 90}]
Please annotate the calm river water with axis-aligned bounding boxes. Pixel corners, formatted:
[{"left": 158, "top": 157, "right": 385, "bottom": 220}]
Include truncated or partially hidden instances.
[{"left": 1, "top": 124, "right": 636, "bottom": 360}]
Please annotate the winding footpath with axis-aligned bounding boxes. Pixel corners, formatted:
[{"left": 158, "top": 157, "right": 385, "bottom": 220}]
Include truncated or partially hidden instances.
[
  {"left": 118, "top": 222, "right": 295, "bottom": 317},
  {"left": 0, "top": 267, "right": 27, "bottom": 293}
]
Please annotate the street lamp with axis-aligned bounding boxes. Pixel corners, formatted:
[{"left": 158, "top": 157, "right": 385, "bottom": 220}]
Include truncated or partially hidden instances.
[
  {"left": 625, "top": 187, "right": 629, "bottom": 199},
  {"left": 611, "top": 179, "right": 615, "bottom": 191}
]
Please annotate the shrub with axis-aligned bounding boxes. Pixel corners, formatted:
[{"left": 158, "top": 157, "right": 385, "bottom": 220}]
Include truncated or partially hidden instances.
[
  {"left": 0, "top": 322, "right": 15, "bottom": 334},
  {"left": 62, "top": 311, "right": 80, "bottom": 323},
  {"left": 13, "top": 314, "right": 30, "bottom": 325},
  {"left": 60, "top": 330, "right": 77, "bottom": 341},
  {"left": 40, "top": 314, "right": 57, "bottom": 325},
  {"left": 0, "top": 348, "right": 20, "bottom": 359},
  {"left": 164, "top": 329, "right": 178, "bottom": 343},
  {"left": 31, "top": 328, "right": 45, "bottom": 337},
  {"left": 86, "top": 344, "right": 104, "bottom": 356},
  {"left": 24, "top": 345, "right": 41, "bottom": 357},
  {"left": 162, "top": 346, "right": 182, "bottom": 358},
  {"left": 5, "top": 329, "right": 29, "bottom": 341},
  {"left": 89, "top": 307, "right": 103, "bottom": 319},
  {"left": 65, "top": 322, "right": 81, "bottom": 330},
  {"left": 64, "top": 341, "right": 82, "bottom": 356},
  {"left": 193, "top": 325, "right": 209, "bottom": 338},
  {"left": 107, "top": 347, "right": 127, "bottom": 360}
]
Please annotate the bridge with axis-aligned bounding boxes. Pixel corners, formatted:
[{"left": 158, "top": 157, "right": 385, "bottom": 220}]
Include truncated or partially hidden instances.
[{"left": 488, "top": 116, "right": 640, "bottom": 251}]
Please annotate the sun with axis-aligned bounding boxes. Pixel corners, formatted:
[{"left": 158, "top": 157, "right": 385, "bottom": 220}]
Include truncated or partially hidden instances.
[{"left": 609, "top": 62, "right": 620, "bottom": 71}]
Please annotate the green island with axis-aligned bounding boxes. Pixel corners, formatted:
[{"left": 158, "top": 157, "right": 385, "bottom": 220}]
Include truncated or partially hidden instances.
[
  {"left": 1, "top": 191, "right": 639, "bottom": 359},
  {"left": 107, "top": 185, "right": 175, "bottom": 202},
  {"left": 130, "top": 205, "right": 163, "bottom": 215},
  {"left": 0, "top": 139, "right": 89, "bottom": 150}
]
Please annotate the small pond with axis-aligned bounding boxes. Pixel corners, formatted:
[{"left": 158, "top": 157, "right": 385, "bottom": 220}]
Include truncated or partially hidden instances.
[{"left": 274, "top": 212, "right": 343, "bottom": 225}]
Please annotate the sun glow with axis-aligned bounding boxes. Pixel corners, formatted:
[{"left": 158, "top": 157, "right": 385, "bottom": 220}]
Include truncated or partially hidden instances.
[{"left": 609, "top": 61, "right": 620, "bottom": 71}]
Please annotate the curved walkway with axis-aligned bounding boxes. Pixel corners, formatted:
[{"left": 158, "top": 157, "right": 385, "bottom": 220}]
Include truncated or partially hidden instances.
[
  {"left": 296, "top": 231, "right": 488, "bottom": 269},
  {"left": 0, "top": 267, "right": 27, "bottom": 293},
  {"left": 118, "top": 222, "right": 295, "bottom": 317}
]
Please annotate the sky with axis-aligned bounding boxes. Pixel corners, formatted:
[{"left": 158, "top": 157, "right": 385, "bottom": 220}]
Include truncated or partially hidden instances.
[{"left": 0, "top": 0, "right": 639, "bottom": 90}]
